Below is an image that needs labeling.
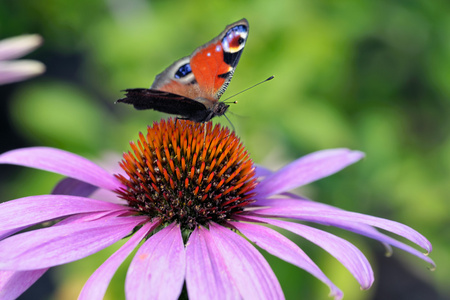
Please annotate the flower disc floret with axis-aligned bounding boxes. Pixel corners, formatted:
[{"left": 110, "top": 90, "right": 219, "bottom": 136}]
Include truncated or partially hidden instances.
[{"left": 115, "top": 119, "right": 257, "bottom": 229}]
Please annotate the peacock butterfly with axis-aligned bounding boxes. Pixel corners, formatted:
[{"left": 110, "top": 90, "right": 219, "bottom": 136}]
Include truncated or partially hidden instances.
[{"left": 116, "top": 19, "right": 249, "bottom": 122}]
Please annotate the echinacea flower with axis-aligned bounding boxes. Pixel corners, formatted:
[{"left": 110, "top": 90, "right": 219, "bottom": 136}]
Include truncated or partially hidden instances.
[
  {"left": 0, "top": 34, "right": 45, "bottom": 85},
  {"left": 0, "top": 118, "right": 434, "bottom": 300}
]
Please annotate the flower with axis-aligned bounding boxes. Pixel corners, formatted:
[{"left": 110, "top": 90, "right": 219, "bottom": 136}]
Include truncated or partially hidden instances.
[
  {"left": 0, "top": 34, "right": 45, "bottom": 85},
  {"left": 0, "top": 119, "right": 434, "bottom": 300}
]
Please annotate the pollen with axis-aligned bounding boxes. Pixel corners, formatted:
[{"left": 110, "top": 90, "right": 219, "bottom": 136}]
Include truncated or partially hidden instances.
[{"left": 115, "top": 118, "right": 257, "bottom": 229}]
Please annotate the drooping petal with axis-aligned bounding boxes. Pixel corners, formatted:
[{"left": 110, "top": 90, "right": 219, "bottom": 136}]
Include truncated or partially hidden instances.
[
  {"left": 237, "top": 216, "right": 374, "bottom": 290},
  {"left": 53, "top": 178, "right": 124, "bottom": 204},
  {"left": 230, "top": 221, "right": 344, "bottom": 299},
  {"left": 89, "top": 188, "right": 126, "bottom": 204},
  {"left": 79, "top": 220, "right": 160, "bottom": 300},
  {"left": 126, "top": 223, "right": 186, "bottom": 300},
  {"left": 185, "top": 227, "right": 240, "bottom": 300},
  {"left": 0, "top": 147, "right": 120, "bottom": 191},
  {"left": 0, "top": 60, "right": 45, "bottom": 85},
  {"left": 0, "top": 34, "right": 42, "bottom": 60},
  {"left": 0, "top": 227, "right": 25, "bottom": 240},
  {"left": 209, "top": 223, "right": 284, "bottom": 300},
  {"left": 52, "top": 177, "right": 98, "bottom": 197},
  {"left": 1, "top": 210, "right": 122, "bottom": 242},
  {"left": 56, "top": 210, "right": 126, "bottom": 226},
  {"left": 251, "top": 198, "right": 434, "bottom": 265},
  {"left": 0, "top": 212, "right": 121, "bottom": 299},
  {"left": 254, "top": 165, "right": 273, "bottom": 178},
  {"left": 0, "top": 215, "right": 147, "bottom": 270},
  {"left": 255, "top": 149, "right": 364, "bottom": 198},
  {"left": 0, "top": 269, "right": 47, "bottom": 300},
  {"left": 0, "top": 195, "right": 128, "bottom": 232}
]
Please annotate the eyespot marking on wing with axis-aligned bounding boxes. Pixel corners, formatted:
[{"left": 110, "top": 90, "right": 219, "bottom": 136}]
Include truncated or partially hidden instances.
[
  {"left": 174, "top": 63, "right": 192, "bottom": 79},
  {"left": 222, "top": 25, "right": 248, "bottom": 53}
]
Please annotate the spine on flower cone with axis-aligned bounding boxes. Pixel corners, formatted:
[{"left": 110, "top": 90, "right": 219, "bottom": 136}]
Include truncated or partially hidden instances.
[{"left": 114, "top": 119, "right": 257, "bottom": 229}]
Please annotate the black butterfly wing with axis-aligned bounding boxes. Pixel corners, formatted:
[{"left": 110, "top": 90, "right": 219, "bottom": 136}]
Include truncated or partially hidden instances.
[{"left": 117, "top": 89, "right": 209, "bottom": 119}]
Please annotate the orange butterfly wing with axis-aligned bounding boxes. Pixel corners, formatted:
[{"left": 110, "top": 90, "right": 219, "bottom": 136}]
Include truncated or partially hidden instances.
[
  {"left": 190, "top": 19, "right": 249, "bottom": 101},
  {"left": 118, "top": 19, "right": 249, "bottom": 122}
]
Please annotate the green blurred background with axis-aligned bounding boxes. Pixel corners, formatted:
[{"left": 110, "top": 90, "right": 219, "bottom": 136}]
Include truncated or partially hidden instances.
[{"left": 1, "top": 0, "right": 449, "bottom": 299}]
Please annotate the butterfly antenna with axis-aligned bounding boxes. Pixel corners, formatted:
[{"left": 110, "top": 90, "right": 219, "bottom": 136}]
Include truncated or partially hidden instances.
[
  {"left": 224, "top": 114, "right": 235, "bottom": 132},
  {"left": 223, "top": 75, "right": 274, "bottom": 103}
]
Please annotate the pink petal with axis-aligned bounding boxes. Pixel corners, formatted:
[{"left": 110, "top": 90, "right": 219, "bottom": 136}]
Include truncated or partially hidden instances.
[
  {"left": 0, "top": 215, "right": 147, "bottom": 270},
  {"left": 126, "top": 223, "right": 186, "bottom": 300},
  {"left": 254, "top": 165, "right": 273, "bottom": 178},
  {"left": 56, "top": 210, "right": 126, "bottom": 226},
  {"left": 0, "top": 195, "right": 128, "bottom": 232},
  {"left": 79, "top": 220, "right": 160, "bottom": 300},
  {"left": 0, "top": 269, "right": 47, "bottom": 300},
  {"left": 255, "top": 149, "right": 364, "bottom": 197},
  {"left": 209, "top": 223, "right": 284, "bottom": 300},
  {"left": 0, "top": 227, "right": 25, "bottom": 240},
  {"left": 0, "top": 60, "right": 45, "bottom": 85},
  {"left": 230, "top": 221, "right": 344, "bottom": 299},
  {"left": 0, "top": 34, "right": 42, "bottom": 60},
  {"left": 252, "top": 197, "right": 391, "bottom": 255},
  {"left": 238, "top": 216, "right": 374, "bottom": 290},
  {"left": 251, "top": 199, "right": 434, "bottom": 265},
  {"left": 186, "top": 227, "right": 240, "bottom": 300},
  {"left": 90, "top": 189, "right": 126, "bottom": 204},
  {"left": 52, "top": 177, "right": 98, "bottom": 197},
  {"left": 0, "top": 212, "right": 128, "bottom": 299},
  {"left": 0, "top": 147, "right": 120, "bottom": 191}
]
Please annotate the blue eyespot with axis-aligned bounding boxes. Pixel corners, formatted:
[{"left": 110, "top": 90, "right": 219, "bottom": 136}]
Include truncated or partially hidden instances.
[{"left": 174, "top": 63, "right": 192, "bottom": 79}]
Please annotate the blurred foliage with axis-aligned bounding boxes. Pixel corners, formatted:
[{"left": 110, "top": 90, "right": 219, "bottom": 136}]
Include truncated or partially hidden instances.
[{"left": 1, "top": 0, "right": 449, "bottom": 299}]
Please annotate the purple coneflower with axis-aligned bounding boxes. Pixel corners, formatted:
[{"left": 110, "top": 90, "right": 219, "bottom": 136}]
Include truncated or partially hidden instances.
[
  {"left": 0, "top": 34, "right": 45, "bottom": 85},
  {"left": 0, "top": 119, "right": 434, "bottom": 299}
]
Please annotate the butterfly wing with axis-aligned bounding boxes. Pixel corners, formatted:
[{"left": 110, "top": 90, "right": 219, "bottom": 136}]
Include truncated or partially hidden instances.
[
  {"left": 117, "top": 89, "right": 206, "bottom": 117},
  {"left": 117, "top": 19, "right": 249, "bottom": 121},
  {"left": 152, "top": 19, "right": 249, "bottom": 105},
  {"left": 189, "top": 18, "right": 249, "bottom": 101}
]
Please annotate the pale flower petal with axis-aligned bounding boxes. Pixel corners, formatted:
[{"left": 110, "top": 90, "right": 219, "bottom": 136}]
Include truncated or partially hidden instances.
[
  {"left": 0, "top": 215, "right": 147, "bottom": 270},
  {"left": 209, "top": 223, "right": 284, "bottom": 300},
  {"left": 52, "top": 177, "right": 98, "bottom": 197},
  {"left": 186, "top": 227, "right": 241, "bottom": 300},
  {"left": 126, "top": 223, "right": 186, "bottom": 300},
  {"left": 0, "top": 147, "right": 121, "bottom": 191},
  {"left": 251, "top": 198, "right": 434, "bottom": 266},
  {"left": 79, "top": 221, "right": 159, "bottom": 300},
  {"left": 0, "top": 269, "right": 48, "bottom": 300},
  {"left": 0, "top": 195, "right": 127, "bottom": 232},
  {"left": 0, "top": 60, "right": 45, "bottom": 84},
  {"left": 0, "top": 34, "right": 43, "bottom": 60},
  {"left": 230, "top": 221, "right": 344, "bottom": 299},
  {"left": 239, "top": 216, "right": 374, "bottom": 289},
  {"left": 255, "top": 149, "right": 364, "bottom": 198}
]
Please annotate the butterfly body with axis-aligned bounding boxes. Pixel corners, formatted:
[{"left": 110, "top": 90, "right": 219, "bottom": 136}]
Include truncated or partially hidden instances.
[{"left": 117, "top": 19, "right": 249, "bottom": 122}]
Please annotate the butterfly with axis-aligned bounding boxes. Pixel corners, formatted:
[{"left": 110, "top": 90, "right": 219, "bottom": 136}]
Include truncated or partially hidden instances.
[{"left": 116, "top": 19, "right": 249, "bottom": 122}]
